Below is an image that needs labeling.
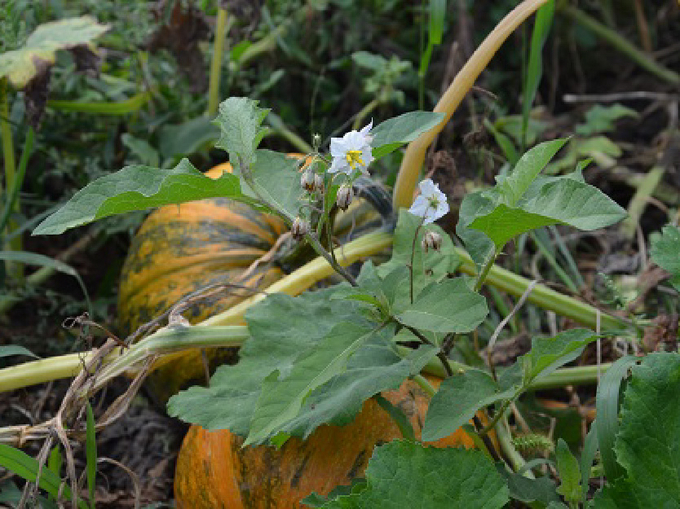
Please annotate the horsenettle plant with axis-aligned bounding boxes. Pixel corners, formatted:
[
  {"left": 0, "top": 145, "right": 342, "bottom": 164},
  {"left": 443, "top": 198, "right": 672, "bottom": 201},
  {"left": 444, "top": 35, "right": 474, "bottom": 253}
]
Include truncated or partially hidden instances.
[{"left": 24, "top": 92, "right": 673, "bottom": 507}]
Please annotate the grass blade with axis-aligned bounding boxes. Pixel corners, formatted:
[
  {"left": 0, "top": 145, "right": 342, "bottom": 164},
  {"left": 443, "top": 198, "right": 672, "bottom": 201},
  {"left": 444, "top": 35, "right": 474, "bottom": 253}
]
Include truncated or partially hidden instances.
[{"left": 85, "top": 403, "right": 97, "bottom": 509}]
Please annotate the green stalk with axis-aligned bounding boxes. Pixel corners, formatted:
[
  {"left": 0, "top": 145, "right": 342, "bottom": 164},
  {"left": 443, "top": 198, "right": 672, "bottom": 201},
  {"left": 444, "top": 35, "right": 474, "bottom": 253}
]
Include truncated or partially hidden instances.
[
  {"left": 46, "top": 91, "right": 152, "bottom": 115},
  {"left": 0, "top": 77, "right": 22, "bottom": 278},
  {"left": 620, "top": 165, "right": 664, "bottom": 240},
  {"left": 266, "top": 112, "right": 313, "bottom": 153},
  {"left": 455, "top": 247, "right": 626, "bottom": 332},
  {"left": 352, "top": 99, "right": 380, "bottom": 131},
  {"left": 0, "top": 325, "right": 249, "bottom": 393},
  {"left": 0, "top": 127, "right": 34, "bottom": 233},
  {"left": 394, "top": 0, "right": 550, "bottom": 209},
  {"left": 559, "top": 4, "right": 680, "bottom": 85},
  {"left": 208, "top": 8, "right": 230, "bottom": 117}
]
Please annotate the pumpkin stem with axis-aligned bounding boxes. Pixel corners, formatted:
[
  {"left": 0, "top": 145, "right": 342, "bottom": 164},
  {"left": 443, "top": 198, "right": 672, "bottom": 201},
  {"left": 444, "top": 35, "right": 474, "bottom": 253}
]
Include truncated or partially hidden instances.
[{"left": 392, "top": 0, "right": 550, "bottom": 210}]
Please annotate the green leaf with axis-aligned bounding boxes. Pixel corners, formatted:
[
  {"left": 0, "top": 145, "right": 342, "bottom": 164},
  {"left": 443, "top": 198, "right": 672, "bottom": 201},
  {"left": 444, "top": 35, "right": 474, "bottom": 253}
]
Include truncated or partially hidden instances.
[
  {"left": 32, "top": 159, "right": 246, "bottom": 235},
  {"left": 370, "top": 111, "right": 445, "bottom": 159},
  {"left": 303, "top": 479, "right": 368, "bottom": 507},
  {"left": 469, "top": 178, "right": 627, "bottom": 250},
  {"left": 213, "top": 97, "right": 269, "bottom": 171},
  {"left": 422, "top": 369, "right": 515, "bottom": 442},
  {"left": 0, "top": 16, "right": 109, "bottom": 88},
  {"left": 0, "top": 251, "right": 90, "bottom": 312},
  {"left": 85, "top": 403, "right": 97, "bottom": 509},
  {"left": 576, "top": 104, "right": 638, "bottom": 136},
  {"left": 521, "top": 2, "right": 555, "bottom": 148},
  {"left": 613, "top": 353, "right": 680, "bottom": 505},
  {"left": 246, "top": 150, "right": 303, "bottom": 221},
  {"left": 0, "top": 345, "right": 40, "bottom": 360},
  {"left": 521, "top": 329, "right": 600, "bottom": 385},
  {"left": 555, "top": 439, "right": 581, "bottom": 503},
  {"left": 495, "top": 465, "right": 561, "bottom": 506},
  {"left": 168, "top": 288, "right": 369, "bottom": 435},
  {"left": 377, "top": 210, "right": 459, "bottom": 302},
  {"left": 499, "top": 139, "right": 567, "bottom": 206},
  {"left": 244, "top": 322, "right": 385, "bottom": 446},
  {"left": 396, "top": 278, "right": 488, "bottom": 334},
  {"left": 284, "top": 342, "right": 436, "bottom": 440},
  {"left": 158, "top": 116, "right": 219, "bottom": 159},
  {"left": 0, "top": 444, "right": 87, "bottom": 508},
  {"left": 121, "top": 133, "right": 159, "bottom": 167},
  {"left": 595, "top": 355, "right": 639, "bottom": 482},
  {"left": 321, "top": 441, "right": 509, "bottom": 508},
  {"left": 650, "top": 224, "right": 680, "bottom": 290}
]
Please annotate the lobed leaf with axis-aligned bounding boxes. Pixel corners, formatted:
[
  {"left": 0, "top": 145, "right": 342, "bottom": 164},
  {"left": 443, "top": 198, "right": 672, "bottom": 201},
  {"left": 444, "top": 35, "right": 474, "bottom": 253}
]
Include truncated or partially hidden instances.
[
  {"left": 33, "top": 159, "right": 246, "bottom": 235},
  {"left": 213, "top": 97, "right": 270, "bottom": 171}
]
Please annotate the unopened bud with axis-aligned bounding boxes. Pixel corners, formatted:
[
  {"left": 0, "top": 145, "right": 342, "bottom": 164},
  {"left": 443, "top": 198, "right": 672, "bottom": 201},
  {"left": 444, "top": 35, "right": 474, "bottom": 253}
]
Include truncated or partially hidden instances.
[
  {"left": 421, "top": 231, "right": 442, "bottom": 253},
  {"left": 314, "top": 173, "right": 325, "bottom": 194},
  {"left": 301, "top": 168, "right": 315, "bottom": 192},
  {"left": 312, "top": 133, "right": 322, "bottom": 151},
  {"left": 336, "top": 184, "right": 354, "bottom": 211},
  {"left": 291, "top": 217, "right": 310, "bottom": 240}
]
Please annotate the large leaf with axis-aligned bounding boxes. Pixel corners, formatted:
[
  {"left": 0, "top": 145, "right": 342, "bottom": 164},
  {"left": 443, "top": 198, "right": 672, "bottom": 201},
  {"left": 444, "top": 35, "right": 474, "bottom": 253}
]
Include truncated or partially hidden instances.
[
  {"left": 244, "top": 322, "right": 385, "bottom": 446},
  {"left": 321, "top": 441, "right": 509, "bottom": 508},
  {"left": 370, "top": 111, "right": 445, "bottom": 159},
  {"left": 613, "top": 353, "right": 680, "bottom": 505},
  {"left": 0, "top": 16, "right": 108, "bottom": 89},
  {"left": 285, "top": 342, "right": 437, "bottom": 440},
  {"left": 422, "top": 369, "right": 515, "bottom": 442},
  {"left": 650, "top": 224, "right": 680, "bottom": 290},
  {"left": 213, "top": 97, "right": 269, "bottom": 171},
  {"left": 32, "top": 159, "right": 246, "bottom": 235},
  {"left": 168, "top": 288, "right": 370, "bottom": 435},
  {"left": 396, "top": 278, "right": 488, "bottom": 334},
  {"left": 555, "top": 439, "right": 581, "bottom": 504},
  {"left": 469, "top": 178, "right": 627, "bottom": 250}
]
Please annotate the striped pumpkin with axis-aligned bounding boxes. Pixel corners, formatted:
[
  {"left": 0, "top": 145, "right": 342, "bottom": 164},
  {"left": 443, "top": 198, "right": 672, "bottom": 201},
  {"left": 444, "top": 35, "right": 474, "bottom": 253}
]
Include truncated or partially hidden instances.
[
  {"left": 118, "top": 162, "right": 288, "bottom": 400},
  {"left": 174, "top": 375, "right": 490, "bottom": 508}
]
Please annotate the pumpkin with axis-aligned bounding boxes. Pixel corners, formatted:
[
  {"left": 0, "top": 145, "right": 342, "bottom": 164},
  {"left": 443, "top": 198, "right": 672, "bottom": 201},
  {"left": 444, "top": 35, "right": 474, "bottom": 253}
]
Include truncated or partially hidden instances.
[
  {"left": 118, "top": 161, "right": 289, "bottom": 400},
  {"left": 174, "top": 375, "right": 493, "bottom": 508}
]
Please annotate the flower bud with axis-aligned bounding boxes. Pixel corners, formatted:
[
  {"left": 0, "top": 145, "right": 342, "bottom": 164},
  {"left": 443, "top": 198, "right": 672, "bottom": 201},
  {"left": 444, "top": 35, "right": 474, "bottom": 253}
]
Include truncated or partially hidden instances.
[
  {"left": 421, "top": 231, "right": 442, "bottom": 253},
  {"left": 313, "top": 173, "right": 325, "bottom": 194},
  {"left": 301, "top": 168, "right": 315, "bottom": 192},
  {"left": 336, "top": 184, "right": 354, "bottom": 211},
  {"left": 291, "top": 217, "right": 310, "bottom": 241},
  {"left": 312, "top": 133, "right": 322, "bottom": 151}
]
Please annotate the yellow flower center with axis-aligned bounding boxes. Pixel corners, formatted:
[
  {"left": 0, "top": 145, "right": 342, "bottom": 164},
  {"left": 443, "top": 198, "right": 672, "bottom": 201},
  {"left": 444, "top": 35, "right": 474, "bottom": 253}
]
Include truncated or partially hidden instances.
[{"left": 345, "top": 150, "right": 364, "bottom": 169}]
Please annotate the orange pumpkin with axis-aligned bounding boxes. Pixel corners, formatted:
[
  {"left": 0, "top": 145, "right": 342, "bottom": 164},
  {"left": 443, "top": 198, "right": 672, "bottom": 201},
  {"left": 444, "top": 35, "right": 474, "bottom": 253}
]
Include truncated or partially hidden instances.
[
  {"left": 174, "top": 375, "right": 492, "bottom": 508},
  {"left": 118, "top": 162, "right": 289, "bottom": 400}
]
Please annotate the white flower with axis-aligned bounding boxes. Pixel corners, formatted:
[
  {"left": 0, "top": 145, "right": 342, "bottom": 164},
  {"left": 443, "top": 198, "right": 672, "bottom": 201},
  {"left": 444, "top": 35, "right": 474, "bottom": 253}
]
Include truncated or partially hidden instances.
[
  {"left": 408, "top": 179, "right": 449, "bottom": 224},
  {"left": 328, "top": 121, "right": 374, "bottom": 175}
]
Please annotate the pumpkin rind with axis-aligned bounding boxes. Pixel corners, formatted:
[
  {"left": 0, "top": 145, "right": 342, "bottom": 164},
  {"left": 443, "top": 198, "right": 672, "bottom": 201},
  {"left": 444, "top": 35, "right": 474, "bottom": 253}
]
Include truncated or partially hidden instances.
[{"left": 175, "top": 375, "right": 487, "bottom": 509}]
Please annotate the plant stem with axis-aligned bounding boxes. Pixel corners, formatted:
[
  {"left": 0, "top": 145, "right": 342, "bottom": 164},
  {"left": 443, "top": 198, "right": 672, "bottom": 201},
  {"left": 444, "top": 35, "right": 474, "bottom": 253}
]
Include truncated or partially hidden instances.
[
  {"left": 455, "top": 247, "right": 627, "bottom": 332},
  {"left": 393, "top": 0, "right": 550, "bottom": 209},
  {"left": 266, "top": 112, "right": 313, "bottom": 153},
  {"left": 559, "top": 4, "right": 680, "bottom": 85},
  {"left": 351, "top": 99, "right": 380, "bottom": 131},
  {"left": 208, "top": 7, "right": 230, "bottom": 117},
  {"left": 305, "top": 232, "right": 357, "bottom": 286},
  {"left": 0, "top": 76, "right": 22, "bottom": 279},
  {"left": 0, "top": 127, "right": 34, "bottom": 233},
  {"left": 0, "top": 325, "right": 249, "bottom": 393},
  {"left": 412, "top": 373, "right": 437, "bottom": 397},
  {"left": 474, "top": 248, "right": 500, "bottom": 292}
]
